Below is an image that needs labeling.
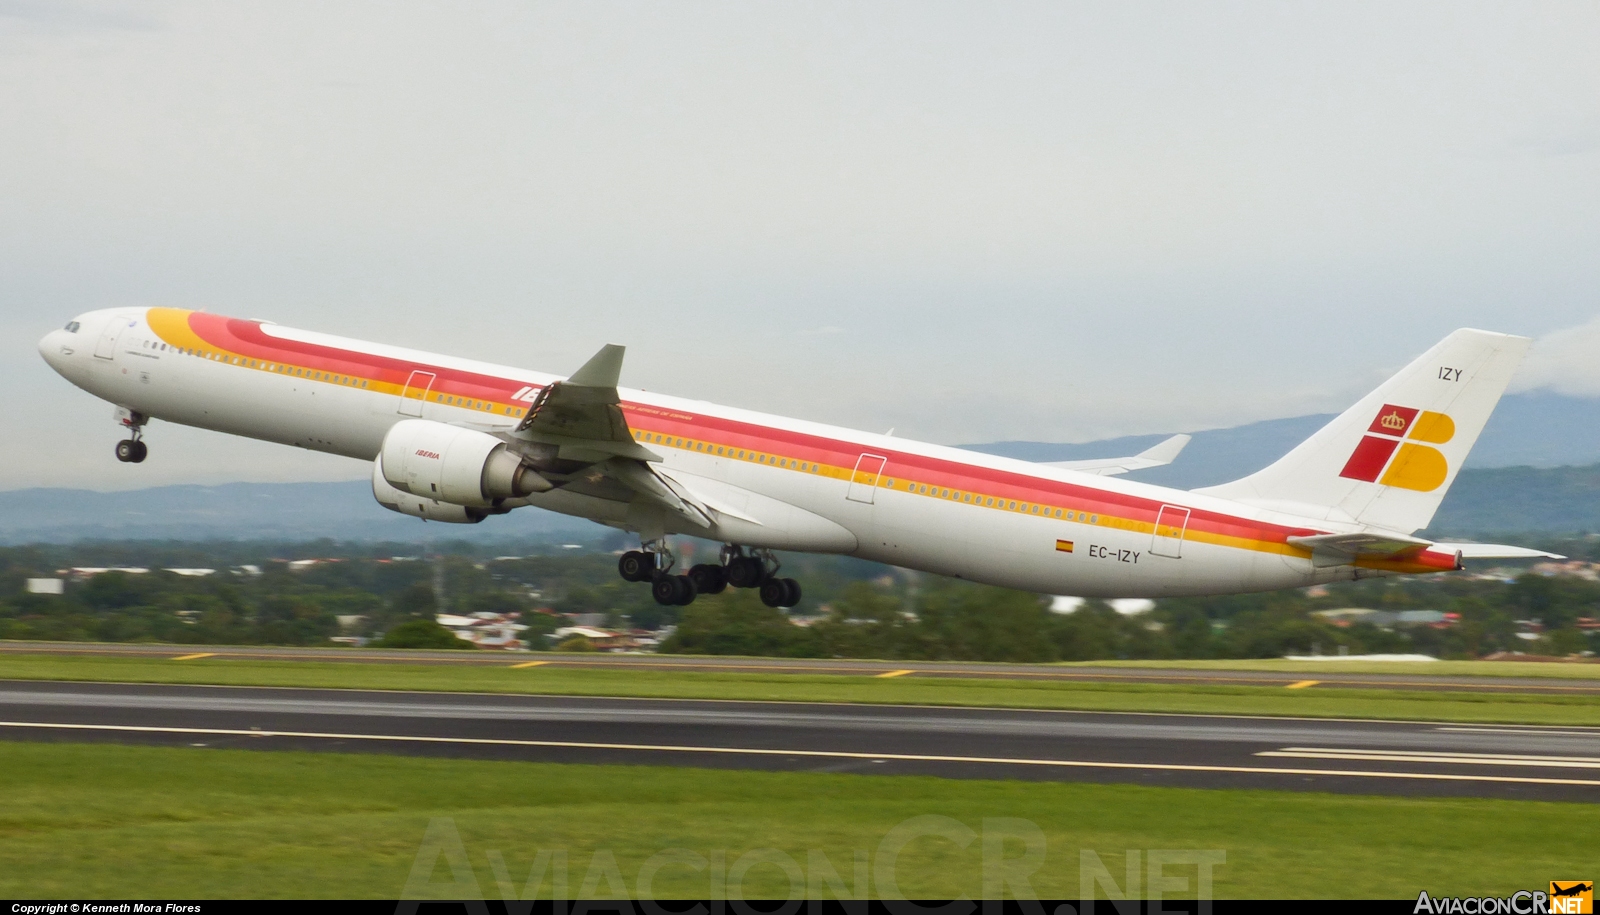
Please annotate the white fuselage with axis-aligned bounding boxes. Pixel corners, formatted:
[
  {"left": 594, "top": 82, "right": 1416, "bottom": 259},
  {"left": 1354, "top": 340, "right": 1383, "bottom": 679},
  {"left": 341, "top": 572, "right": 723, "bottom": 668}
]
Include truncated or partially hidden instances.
[{"left": 39, "top": 307, "right": 1439, "bottom": 597}]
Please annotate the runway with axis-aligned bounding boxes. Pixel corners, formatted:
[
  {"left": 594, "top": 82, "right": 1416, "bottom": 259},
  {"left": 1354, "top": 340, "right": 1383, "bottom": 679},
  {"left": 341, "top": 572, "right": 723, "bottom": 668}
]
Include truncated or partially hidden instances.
[
  {"left": 4, "top": 640, "right": 1597, "bottom": 694},
  {"left": 0, "top": 679, "right": 1596, "bottom": 801}
]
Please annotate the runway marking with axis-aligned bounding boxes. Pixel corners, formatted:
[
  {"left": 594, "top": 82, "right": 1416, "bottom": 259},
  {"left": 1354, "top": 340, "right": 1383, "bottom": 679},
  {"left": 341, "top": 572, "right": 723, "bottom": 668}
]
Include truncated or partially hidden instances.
[
  {"left": 510, "top": 661, "right": 549, "bottom": 669},
  {"left": 1258, "top": 747, "right": 1600, "bottom": 769},
  {"left": 876, "top": 670, "right": 915, "bottom": 679},
  {"left": 1286, "top": 680, "right": 1319, "bottom": 689},
  {"left": 170, "top": 653, "right": 216, "bottom": 661},
  {"left": 3, "top": 720, "right": 1599, "bottom": 787},
  {"left": 1435, "top": 727, "right": 1600, "bottom": 737}
]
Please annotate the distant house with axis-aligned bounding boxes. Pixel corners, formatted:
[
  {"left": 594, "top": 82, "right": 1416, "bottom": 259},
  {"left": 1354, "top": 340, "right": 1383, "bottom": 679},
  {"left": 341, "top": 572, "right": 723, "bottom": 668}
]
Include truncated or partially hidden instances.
[
  {"left": 1313, "top": 608, "right": 1454, "bottom": 629},
  {"left": 549, "top": 626, "right": 637, "bottom": 651},
  {"left": 435, "top": 612, "right": 529, "bottom": 650},
  {"left": 25, "top": 578, "right": 63, "bottom": 595}
]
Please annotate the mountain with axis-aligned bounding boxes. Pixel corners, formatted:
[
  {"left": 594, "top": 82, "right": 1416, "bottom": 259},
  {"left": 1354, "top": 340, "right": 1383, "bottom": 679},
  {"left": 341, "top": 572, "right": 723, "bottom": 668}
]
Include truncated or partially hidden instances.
[
  {"left": 1423, "top": 464, "right": 1600, "bottom": 536},
  {"left": 964, "top": 391, "right": 1600, "bottom": 490},
  {"left": 0, "top": 481, "right": 601, "bottom": 545}
]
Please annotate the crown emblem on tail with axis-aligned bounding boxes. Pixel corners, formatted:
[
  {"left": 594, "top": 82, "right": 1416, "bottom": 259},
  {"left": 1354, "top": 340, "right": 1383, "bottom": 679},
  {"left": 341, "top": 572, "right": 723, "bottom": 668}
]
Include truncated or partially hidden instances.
[{"left": 1379, "top": 411, "right": 1407, "bottom": 431}]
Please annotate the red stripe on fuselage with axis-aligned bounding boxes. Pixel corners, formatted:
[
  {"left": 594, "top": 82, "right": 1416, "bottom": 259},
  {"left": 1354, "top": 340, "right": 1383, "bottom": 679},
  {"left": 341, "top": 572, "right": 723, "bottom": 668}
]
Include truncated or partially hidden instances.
[{"left": 178, "top": 311, "right": 1320, "bottom": 551}]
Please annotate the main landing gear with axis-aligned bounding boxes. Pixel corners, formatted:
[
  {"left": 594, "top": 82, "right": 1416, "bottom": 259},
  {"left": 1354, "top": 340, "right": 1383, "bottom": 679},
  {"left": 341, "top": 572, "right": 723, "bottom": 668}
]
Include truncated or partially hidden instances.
[
  {"left": 617, "top": 544, "right": 801, "bottom": 609},
  {"left": 114, "top": 409, "right": 149, "bottom": 464}
]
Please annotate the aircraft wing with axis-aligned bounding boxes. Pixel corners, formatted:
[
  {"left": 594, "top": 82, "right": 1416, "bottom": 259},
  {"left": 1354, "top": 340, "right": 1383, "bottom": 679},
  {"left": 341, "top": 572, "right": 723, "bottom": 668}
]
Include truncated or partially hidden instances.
[
  {"left": 1045, "top": 434, "right": 1191, "bottom": 476},
  {"left": 511, "top": 344, "right": 659, "bottom": 464}
]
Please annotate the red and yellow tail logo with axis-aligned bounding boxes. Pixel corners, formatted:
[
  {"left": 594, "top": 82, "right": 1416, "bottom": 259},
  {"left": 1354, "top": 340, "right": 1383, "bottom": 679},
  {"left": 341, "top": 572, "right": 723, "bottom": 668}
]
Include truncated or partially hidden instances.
[{"left": 1338, "top": 404, "right": 1455, "bottom": 492}]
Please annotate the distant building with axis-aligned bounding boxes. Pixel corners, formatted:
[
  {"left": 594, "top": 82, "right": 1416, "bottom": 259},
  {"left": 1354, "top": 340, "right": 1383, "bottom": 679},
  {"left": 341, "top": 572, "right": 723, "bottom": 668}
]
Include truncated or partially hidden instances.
[
  {"left": 25, "top": 578, "right": 63, "bottom": 595},
  {"left": 62, "top": 567, "right": 148, "bottom": 579},
  {"left": 436, "top": 612, "right": 528, "bottom": 649},
  {"left": 550, "top": 626, "right": 638, "bottom": 651},
  {"left": 1531, "top": 560, "right": 1600, "bottom": 581}
]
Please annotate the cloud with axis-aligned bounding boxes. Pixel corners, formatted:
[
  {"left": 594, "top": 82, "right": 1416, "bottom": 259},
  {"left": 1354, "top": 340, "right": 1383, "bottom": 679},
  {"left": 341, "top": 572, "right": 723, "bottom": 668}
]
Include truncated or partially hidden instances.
[
  {"left": 1512, "top": 314, "right": 1600, "bottom": 395},
  {"left": 0, "top": 0, "right": 158, "bottom": 35}
]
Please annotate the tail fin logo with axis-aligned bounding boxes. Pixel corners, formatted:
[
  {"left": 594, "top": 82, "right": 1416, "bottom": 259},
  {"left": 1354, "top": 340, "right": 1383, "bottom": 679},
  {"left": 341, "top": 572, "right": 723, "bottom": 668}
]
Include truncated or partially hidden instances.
[{"left": 1339, "top": 403, "right": 1456, "bottom": 492}]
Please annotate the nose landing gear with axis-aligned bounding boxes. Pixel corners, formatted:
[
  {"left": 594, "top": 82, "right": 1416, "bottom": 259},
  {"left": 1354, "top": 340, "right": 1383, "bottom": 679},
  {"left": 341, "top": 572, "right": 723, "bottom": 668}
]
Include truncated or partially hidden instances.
[{"left": 113, "top": 408, "right": 149, "bottom": 463}]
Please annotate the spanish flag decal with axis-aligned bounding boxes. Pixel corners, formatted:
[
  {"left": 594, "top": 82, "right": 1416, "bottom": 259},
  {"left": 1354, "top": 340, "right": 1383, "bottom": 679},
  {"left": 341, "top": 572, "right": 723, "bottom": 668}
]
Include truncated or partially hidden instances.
[{"left": 1056, "top": 539, "right": 1074, "bottom": 553}]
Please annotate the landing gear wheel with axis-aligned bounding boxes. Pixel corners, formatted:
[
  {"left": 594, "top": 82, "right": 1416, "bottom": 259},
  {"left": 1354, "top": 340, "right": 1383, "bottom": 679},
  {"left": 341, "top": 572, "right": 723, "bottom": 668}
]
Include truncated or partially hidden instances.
[
  {"left": 130, "top": 441, "right": 147, "bottom": 463},
  {"left": 782, "top": 578, "right": 801, "bottom": 608},
  {"left": 618, "top": 551, "right": 655, "bottom": 583},
  {"left": 726, "top": 556, "right": 765, "bottom": 589},
  {"left": 652, "top": 574, "right": 698, "bottom": 606},
  {"left": 114, "top": 440, "right": 147, "bottom": 463},
  {"left": 759, "top": 577, "right": 791, "bottom": 608},
  {"left": 687, "top": 564, "right": 727, "bottom": 595}
]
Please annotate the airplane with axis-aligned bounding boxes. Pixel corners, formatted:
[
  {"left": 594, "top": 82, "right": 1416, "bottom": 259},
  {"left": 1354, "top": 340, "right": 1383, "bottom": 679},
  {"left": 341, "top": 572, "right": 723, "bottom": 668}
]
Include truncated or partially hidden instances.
[{"left": 38, "top": 308, "right": 1558, "bottom": 608}]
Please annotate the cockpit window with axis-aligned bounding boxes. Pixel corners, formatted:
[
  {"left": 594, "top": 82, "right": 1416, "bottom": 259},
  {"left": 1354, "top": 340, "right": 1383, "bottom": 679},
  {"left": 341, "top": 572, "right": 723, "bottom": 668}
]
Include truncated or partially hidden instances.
[{"left": 64, "top": 321, "right": 80, "bottom": 333}]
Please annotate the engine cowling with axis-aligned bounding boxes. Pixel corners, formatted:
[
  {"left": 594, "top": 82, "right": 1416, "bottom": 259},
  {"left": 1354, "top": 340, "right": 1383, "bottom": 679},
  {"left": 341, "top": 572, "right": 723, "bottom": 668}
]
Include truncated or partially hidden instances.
[
  {"left": 371, "top": 457, "right": 489, "bottom": 523},
  {"left": 379, "top": 419, "right": 552, "bottom": 507}
]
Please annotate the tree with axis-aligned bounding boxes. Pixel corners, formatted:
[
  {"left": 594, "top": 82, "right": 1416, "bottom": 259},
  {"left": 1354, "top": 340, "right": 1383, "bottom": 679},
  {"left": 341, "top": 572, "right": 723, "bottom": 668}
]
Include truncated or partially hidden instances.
[
  {"left": 660, "top": 591, "right": 821, "bottom": 657},
  {"left": 375, "top": 619, "right": 474, "bottom": 649}
]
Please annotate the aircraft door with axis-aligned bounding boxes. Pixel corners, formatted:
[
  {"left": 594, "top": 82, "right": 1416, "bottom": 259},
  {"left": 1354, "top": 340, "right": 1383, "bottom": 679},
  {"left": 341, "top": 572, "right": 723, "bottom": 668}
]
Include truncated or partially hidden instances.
[
  {"left": 398, "top": 370, "right": 436, "bottom": 417},
  {"left": 846, "top": 453, "right": 887, "bottom": 504},
  {"left": 93, "top": 317, "right": 129, "bottom": 360},
  {"left": 1151, "top": 504, "right": 1191, "bottom": 558}
]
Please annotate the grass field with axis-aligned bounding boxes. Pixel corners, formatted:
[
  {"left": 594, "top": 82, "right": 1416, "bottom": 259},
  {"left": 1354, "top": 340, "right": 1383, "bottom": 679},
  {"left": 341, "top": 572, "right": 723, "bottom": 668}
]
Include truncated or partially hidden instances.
[
  {"left": 1076, "top": 658, "right": 1600, "bottom": 679},
  {"left": 2, "top": 653, "right": 1598, "bottom": 725},
  {"left": 0, "top": 741, "right": 1591, "bottom": 899}
]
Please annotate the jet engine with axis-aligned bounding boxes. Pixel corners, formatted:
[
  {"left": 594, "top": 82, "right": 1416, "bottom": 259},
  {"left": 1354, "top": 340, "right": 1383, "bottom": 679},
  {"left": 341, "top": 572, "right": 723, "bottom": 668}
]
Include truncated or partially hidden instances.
[
  {"left": 372, "top": 459, "right": 490, "bottom": 523},
  {"left": 378, "top": 419, "right": 552, "bottom": 508}
]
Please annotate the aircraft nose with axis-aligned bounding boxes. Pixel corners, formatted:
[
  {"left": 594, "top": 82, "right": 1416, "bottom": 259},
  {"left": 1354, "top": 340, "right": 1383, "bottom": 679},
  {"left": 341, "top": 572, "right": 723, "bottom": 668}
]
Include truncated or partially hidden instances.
[
  {"left": 38, "top": 328, "right": 72, "bottom": 373},
  {"left": 38, "top": 330, "right": 59, "bottom": 366}
]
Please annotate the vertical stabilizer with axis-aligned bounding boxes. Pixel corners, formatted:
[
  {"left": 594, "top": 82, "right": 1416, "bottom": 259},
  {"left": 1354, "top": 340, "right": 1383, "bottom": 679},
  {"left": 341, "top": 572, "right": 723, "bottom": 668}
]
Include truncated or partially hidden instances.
[{"left": 1194, "top": 329, "right": 1528, "bottom": 533}]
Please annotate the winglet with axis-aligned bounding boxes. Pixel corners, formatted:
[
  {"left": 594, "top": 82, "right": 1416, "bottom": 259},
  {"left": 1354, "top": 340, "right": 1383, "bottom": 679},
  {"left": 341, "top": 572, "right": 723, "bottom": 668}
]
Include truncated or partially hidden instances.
[
  {"left": 1045, "top": 434, "right": 1191, "bottom": 476},
  {"left": 1135, "top": 433, "right": 1191, "bottom": 465},
  {"left": 567, "top": 344, "right": 626, "bottom": 388}
]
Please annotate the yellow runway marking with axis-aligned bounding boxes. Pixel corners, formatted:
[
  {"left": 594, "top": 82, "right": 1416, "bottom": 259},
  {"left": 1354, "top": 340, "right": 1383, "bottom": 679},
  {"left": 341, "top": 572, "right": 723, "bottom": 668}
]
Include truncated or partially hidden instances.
[
  {"left": 2, "top": 721, "right": 1597, "bottom": 788},
  {"left": 510, "top": 661, "right": 549, "bottom": 669},
  {"left": 1286, "top": 680, "right": 1319, "bottom": 689},
  {"left": 876, "top": 670, "right": 915, "bottom": 678},
  {"left": 171, "top": 653, "right": 216, "bottom": 661}
]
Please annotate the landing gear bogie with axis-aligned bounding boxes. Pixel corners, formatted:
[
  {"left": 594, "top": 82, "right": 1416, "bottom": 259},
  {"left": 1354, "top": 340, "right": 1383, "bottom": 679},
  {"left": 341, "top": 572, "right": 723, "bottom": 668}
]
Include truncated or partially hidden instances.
[
  {"left": 619, "top": 543, "right": 801, "bottom": 610},
  {"left": 725, "top": 556, "right": 765, "bottom": 589},
  {"left": 759, "top": 577, "right": 801, "bottom": 609},
  {"left": 651, "top": 574, "right": 697, "bottom": 606},
  {"left": 618, "top": 550, "right": 656, "bottom": 583},
  {"left": 687, "top": 563, "right": 727, "bottom": 595}
]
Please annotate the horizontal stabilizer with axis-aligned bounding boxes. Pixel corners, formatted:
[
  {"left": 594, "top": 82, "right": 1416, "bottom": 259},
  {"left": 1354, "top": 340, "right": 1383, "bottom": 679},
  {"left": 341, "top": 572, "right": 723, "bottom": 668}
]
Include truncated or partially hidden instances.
[
  {"left": 1047, "top": 434, "right": 1191, "bottom": 476},
  {"left": 1432, "top": 542, "right": 1565, "bottom": 560},
  {"left": 1286, "top": 532, "right": 1564, "bottom": 568}
]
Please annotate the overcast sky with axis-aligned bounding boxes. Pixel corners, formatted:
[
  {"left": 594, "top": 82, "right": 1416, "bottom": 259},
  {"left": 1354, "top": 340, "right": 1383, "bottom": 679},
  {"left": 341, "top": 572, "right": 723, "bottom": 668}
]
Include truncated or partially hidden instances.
[{"left": 4, "top": 1, "right": 1599, "bottom": 490}]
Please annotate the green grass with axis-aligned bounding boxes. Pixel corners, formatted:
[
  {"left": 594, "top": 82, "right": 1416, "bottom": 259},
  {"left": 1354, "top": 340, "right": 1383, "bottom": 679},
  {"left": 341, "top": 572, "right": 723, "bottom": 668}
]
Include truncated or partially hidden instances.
[
  {"left": 1074, "top": 658, "right": 1600, "bottom": 679},
  {"left": 0, "top": 741, "right": 1591, "bottom": 899},
  {"left": 2, "top": 653, "right": 1598, "bottom": 725}
]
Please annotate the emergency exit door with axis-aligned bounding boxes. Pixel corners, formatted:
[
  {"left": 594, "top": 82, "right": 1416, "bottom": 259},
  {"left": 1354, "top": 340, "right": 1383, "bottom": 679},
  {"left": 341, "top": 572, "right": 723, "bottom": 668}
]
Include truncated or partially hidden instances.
[
  {"left": 1151, "top": 504, "right": 1191, "bottom": 558},
  {"left": 846, "top": 453, "right": 888, "bottom": 504},
  {"left": 398, "top": 370, "right": 436, "bottom": 417}
]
